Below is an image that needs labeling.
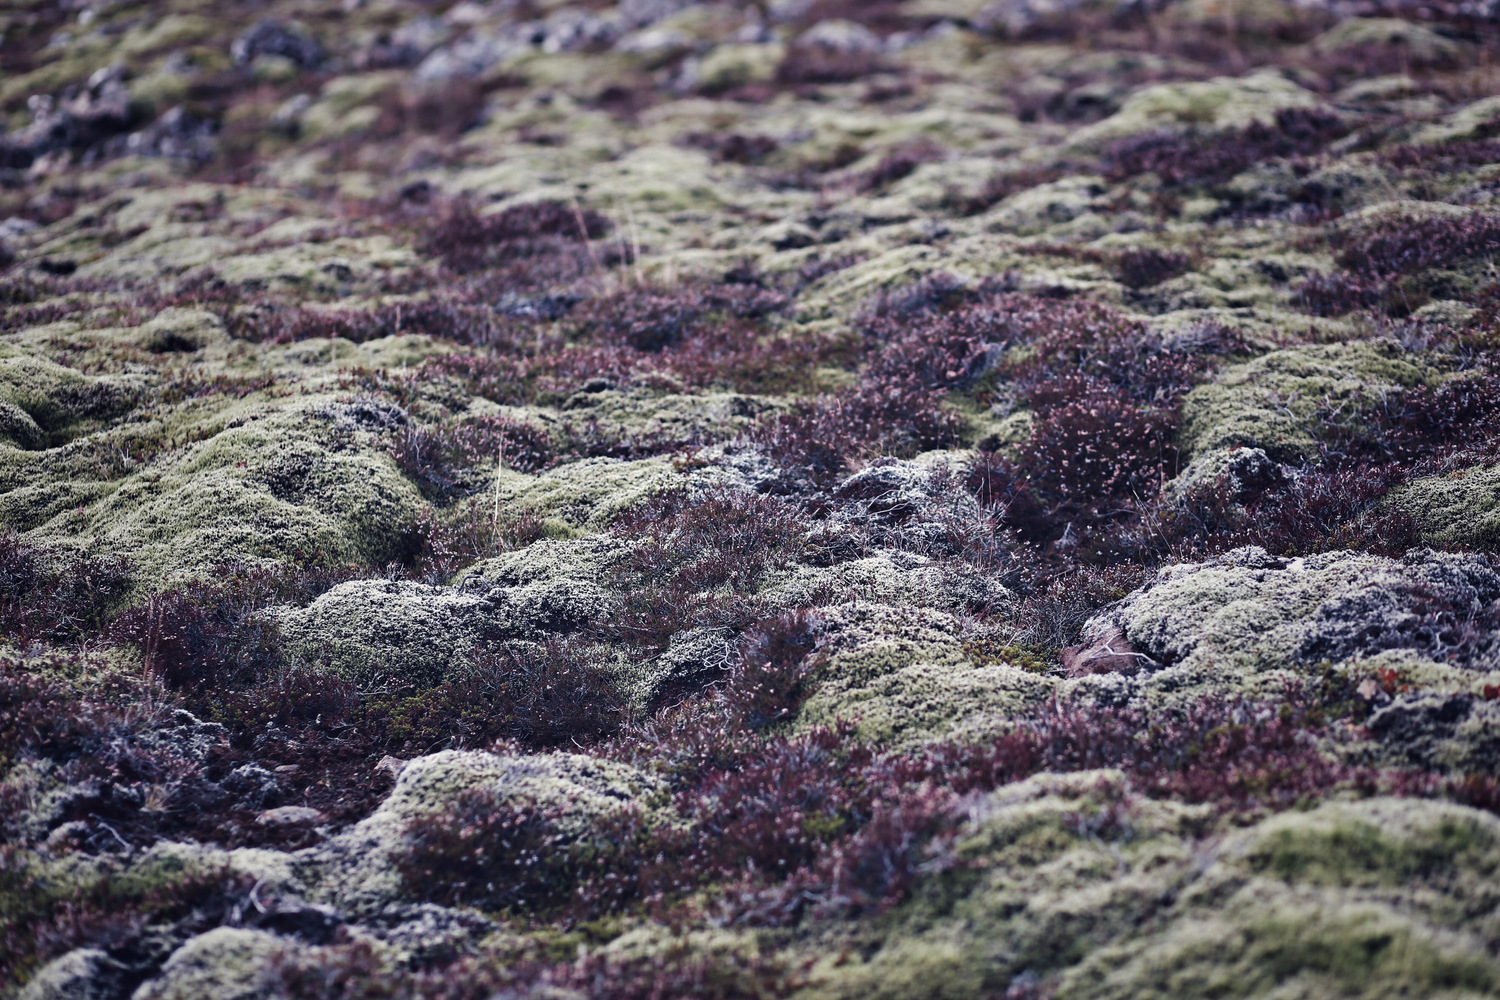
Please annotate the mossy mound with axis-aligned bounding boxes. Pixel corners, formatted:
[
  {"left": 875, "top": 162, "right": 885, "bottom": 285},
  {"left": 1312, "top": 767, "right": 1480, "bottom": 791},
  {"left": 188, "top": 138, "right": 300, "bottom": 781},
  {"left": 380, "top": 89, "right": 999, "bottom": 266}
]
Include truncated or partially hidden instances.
[
  {"left": 492, "top": 457, "right": 681, "bottom": 530},
  {"left": 1079, "top": 547, "right": 1500, "bottom": 751},
  {"left": 305, "top": 749, "right": 670, "bottom": 915},
  {"left": 1389, "top": 464, "right": 1500, "bottom": 551},
  {"left": 797, "top": 602, "right": 1054, "bottom": 747},
  {"left": 799, "top": 787, "right": 1500, "bottom": 1000},
  {"left": 274, "top": 576, "right": 612, "bottom": 687},
  {"left": 1178, "top": 341, "right": 1436, "bottom": 462}
]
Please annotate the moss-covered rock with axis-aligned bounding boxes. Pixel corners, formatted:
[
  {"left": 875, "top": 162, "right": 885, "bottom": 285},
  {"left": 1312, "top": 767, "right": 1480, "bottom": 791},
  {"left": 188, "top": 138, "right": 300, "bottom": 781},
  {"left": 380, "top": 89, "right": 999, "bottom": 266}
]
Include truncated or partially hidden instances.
[
  {"left": 305, "top": 749, "right": 670, "bottom": 914},
  {"left": 1177, "top": 340, "right": 1435, "bottom": 462},
  {"left": 1165, "top": 445, "right": 1285, "bottom": 504},
  {"left": 1388, "top": 464, "right": 1500, "bottom": 551},
  {"left": 17, "top": 401, "right": 425, "bottom": 589},
  {"left": 1079, "top": 547, "right": 1500, "bottom": 733},
  {"left": 16, "top": 948, "right": 132, "bottom": 1000},
  {"left": 492, "top": 456, "right": 680, "bottom": 530},
  {"left": 0, "top": 352, "right": 145, "bottom": 448},
  {"left": 1068, "top": 71, "right": 1322, "bottom": 150},
  {"left": 274, "top": 576, "right": 611, "bottom": 687},
  {"left": 797, "top": 602, "right": 1053, "bottom": 747},
  {"left": 132, "top": 927, "right": 289, "bottom": 1000},
  {"left": 800, "top": 791, "right": 1500, "bottom": 1000}
]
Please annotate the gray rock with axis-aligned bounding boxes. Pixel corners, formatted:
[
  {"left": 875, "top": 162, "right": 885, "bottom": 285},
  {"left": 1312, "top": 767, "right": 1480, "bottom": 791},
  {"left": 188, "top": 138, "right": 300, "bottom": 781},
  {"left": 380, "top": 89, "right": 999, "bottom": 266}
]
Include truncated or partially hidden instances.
[{"left": 231, "top": 22, "right": 323, "bottom": 69}]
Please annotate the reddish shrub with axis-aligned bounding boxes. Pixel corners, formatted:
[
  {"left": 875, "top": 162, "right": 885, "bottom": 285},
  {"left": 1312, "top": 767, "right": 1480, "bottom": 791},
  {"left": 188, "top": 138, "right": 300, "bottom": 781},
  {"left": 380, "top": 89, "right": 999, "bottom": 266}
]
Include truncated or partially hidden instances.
[
  {"left": 1105, "top": 107, "right": 1346, "bottom": 186},
  {"left": 680, "top": 131, "right": 781, "bottom": 164},
  {"left": 856, "top": 140, "right": 944, "bottom": 193},
  {"left": 1017, "top": 386, "right": 1180, "bottom": 504},
  {"left": 390, "top": 415, "right": 552, "bottom": 499},
  {"left": 1115, "top": 247, "right": 1192, "bottom": 289},
  {"left": 399, "top": 786, "right": 648, "bottom": 914},
  {"left": 777, "top": 45, "right": 887, "bottom": 86},
  {"left": 0, "top": 534, "right": 133, "bottom": 648},
  {"left": 942, "top": 163, "right": 1073, "bottom": 215},
  {"left": 420, "top": 200, "right": 610, "bottom": 274},
  {"left": 1335, "top": 211, "right": 1500, "bottom": 278},
  {"left": 466, "top": 638, "right": 630, "bottom": 748}
]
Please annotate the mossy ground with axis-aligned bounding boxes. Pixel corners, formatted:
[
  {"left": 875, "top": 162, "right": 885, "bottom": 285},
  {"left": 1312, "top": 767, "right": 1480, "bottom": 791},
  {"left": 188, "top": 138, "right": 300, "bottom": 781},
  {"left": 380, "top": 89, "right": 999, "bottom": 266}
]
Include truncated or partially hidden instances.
[{"left": 6, "top": 0, "right": 1500, "bottom": 997}]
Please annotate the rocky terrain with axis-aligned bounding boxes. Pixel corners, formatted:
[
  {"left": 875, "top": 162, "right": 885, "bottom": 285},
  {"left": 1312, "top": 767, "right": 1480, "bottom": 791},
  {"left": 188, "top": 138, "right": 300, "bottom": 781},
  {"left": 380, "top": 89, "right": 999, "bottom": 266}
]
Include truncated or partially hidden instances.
[{"left": 5, "top": 0, "right": 1500, "bottom": 997}]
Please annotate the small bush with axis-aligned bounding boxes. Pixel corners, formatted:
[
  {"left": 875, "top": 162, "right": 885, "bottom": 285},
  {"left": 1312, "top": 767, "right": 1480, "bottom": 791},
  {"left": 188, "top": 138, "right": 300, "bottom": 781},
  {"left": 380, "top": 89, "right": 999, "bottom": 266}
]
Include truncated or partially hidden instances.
[
  {"left": 400, "top": 787, "right": 648, "bottom": 914},
  {"left": 856, "top": 141, "right": 944, "bottom": 193},
  {"left": 1105, "top": 107, "right": 1347, "bottom": 187},
  {"left": 420, "top": 200, "right": 610, "bottom": 274},
  {"left": 1017, "top": 386, "right": 1180, "bottom": 504},
  {"left": 1335, "top": 211, "right": 1500, "bottom": 279},
  {"left": 0, "top": 534, "right": 133, "bottom": 648},
  {"left": 390, "top": 415, "right": 552, "bottom": 500},
  {"left": 1115, "top": 247, "right": 1192, "bottom": 289},
  {"left": 777, "top": 45, "right": 887, "bottom": 86}
]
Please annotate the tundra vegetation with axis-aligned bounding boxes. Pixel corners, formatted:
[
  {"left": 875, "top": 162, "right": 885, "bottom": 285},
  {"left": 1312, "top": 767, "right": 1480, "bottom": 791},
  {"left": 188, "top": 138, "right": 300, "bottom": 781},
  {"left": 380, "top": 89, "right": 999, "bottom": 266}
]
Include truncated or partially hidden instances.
[{"left": 6, "top": 0, "right": 1500, "bottom": 997}]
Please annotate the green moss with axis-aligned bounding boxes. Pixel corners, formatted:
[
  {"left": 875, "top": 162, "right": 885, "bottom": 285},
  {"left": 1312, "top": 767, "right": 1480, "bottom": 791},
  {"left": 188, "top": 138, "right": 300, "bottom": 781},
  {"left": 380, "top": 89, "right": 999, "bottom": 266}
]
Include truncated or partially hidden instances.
[
  {"left": 492, "top": 456, "right": 681, "bottom": 530},
  {"left": 1388, "top": 464, "right": 1500, "bottom": 550},
  {"left": 133, "top": 927, "right": 288, "bottom": 1000},
  {"left": 0, "top": 352, "right": 145, "bottom": 447},
  {"left": 1178, "top": 340, "right": 1435, "bottom": 462},
  {"left": 307, "top": 749, "right": 671, "bottom": 914},
  {"left": 1244, "top": 801, "right": 1499, "bottom": 889},
  {"left": 1087, "top": 547, "right": 1500, "bottom": 713},
  {"left": 796, "top": 603, "right": 1053, "bottom": 747},
  {"left": 274, "top": 576, "right": 612, "bottom": 687},
  {"left": 695, "top": 42, "right": 785, "bottom": 92},
  {"left": 1068, "top": 71, "right": 1322, "bottom": 151}
]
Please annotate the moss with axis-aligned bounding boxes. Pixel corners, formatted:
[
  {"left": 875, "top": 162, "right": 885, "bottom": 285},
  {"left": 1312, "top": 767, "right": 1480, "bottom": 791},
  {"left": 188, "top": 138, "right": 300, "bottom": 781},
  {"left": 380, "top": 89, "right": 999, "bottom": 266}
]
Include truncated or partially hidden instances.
[
  {"left": 1388, "top": 464, "right": 1500, "bottom": 550},
  {"left": 460, "top": 535, "right": 634, "bottom": 588},
  {"left": 306, "top": 749, "right": 670, "bottom": 915},
  {"left": 1177, "top": 340, "right": 1435, "bottom": 462},
  {"left": 273, "top": 580, "right": 502, "bottom": 688},
  {"left": 1313, "top": 18, "right": 1464, "bottom": 63},
  {"left": 274, "top": 576, "right": 612, "bottom": 687},
  {"left": 1415, "top": 94, "right": 1500, "bottom": 144},
  {"left": 1085, "top": 546, "right": 1500, "bottom": 712},
  {"left": 492, "top": 456, "right": 681, "bottom": 530},
  {"left": 694, "top": 42, "right": 785, "bottom": 92},
  {"left": 984, "top": 177, "right": 1105, "bottom": 237},
  {"left": 298, "top": 72, "right": 400, "bottom": 140},
  {"left": 132, "top": 927, "right": 288, "bottom": 1000},
  {"left": 0, "top": 352, "right": 145, "bottom": 447},
  {"left": 762, "top": 552, "right": 1010, "bottom": 616},
  {"left": 796, "top": 602, "right": 1054, "bottom": 747},
  {"left": 130, "top": 308, "right": 232, "bottom": 356},
  {"left": 50, "top": 407, "right": 424, "bottom": 588},
  {"left": 1070, "top": 897, "right": 1498, "bottom": 999},
  {"left": 1242, "top": 799, "right": 1500, "bottom": 892},
  {"left": 1068, "top": 71, "right": 1322, "bottom": 151},
  {"left": 16, "top": 948, "right": 132, "bottom": 1000},
  {"left": 800, "top": 794, "right": 1500, "bottom": 1000}
]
